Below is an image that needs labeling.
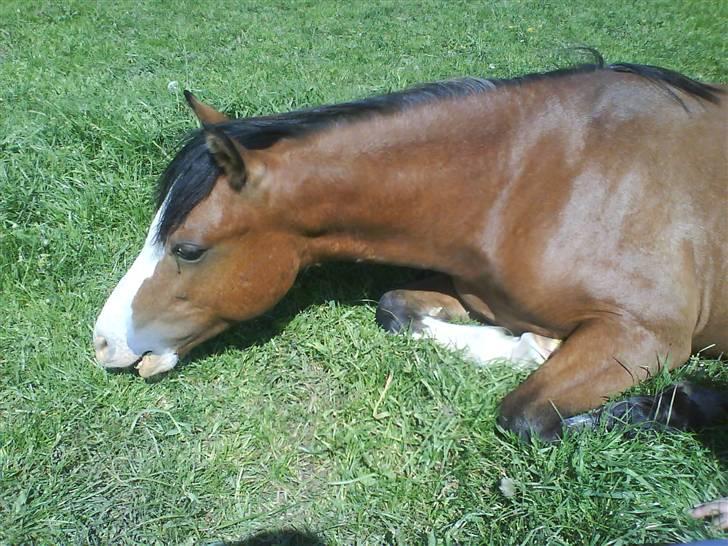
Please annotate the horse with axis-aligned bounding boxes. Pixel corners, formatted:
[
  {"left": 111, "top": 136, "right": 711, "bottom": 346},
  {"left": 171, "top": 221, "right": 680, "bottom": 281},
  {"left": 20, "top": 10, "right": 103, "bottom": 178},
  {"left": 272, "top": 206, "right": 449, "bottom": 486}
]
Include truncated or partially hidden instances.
[
  {"left": 92, "top": 54, "right": 727, "bottom": 528},
  {"left": 93, "top": 56, "right": 726, "bottom": 442}
]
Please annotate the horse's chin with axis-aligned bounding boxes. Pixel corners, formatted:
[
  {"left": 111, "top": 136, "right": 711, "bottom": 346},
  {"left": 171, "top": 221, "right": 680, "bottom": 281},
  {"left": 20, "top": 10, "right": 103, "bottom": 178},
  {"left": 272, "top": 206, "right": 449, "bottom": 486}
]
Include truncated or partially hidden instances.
[{"left": 135, "top": 352, "right": 179, "bottom": 378}]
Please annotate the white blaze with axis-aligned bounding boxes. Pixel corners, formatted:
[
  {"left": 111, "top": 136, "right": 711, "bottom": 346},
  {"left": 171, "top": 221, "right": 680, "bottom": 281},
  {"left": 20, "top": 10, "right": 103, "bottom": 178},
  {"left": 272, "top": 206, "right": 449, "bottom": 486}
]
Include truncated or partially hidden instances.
[{"left": 93, "top": 203, "right": 175, "bottom": 370}]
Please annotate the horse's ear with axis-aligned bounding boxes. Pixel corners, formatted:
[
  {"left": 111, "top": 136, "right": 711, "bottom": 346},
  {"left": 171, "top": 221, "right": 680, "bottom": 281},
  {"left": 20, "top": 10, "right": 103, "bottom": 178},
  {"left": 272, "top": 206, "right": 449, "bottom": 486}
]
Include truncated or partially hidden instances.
[
  {"left": 184, "top": 90, "right": 230, "bottom": 125},
  {"left": 205, "top": 129, "right": 248, "bottom": 190}
]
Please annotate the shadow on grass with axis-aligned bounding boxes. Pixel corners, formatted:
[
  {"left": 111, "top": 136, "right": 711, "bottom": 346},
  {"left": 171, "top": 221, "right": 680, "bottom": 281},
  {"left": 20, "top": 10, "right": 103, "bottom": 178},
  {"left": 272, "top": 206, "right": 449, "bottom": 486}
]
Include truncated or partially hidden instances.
[
  {"left": 213, "top": 528, "right": 326, "bottom": 546},
  {"left": 179, "top": 262, "right": 423, "bottom": 370},
  {"left": 696, "top": 425, "right": 728, "bottom": 468},
  {"left": 154, "top": 261, "right": 728, "bottom": 480}
]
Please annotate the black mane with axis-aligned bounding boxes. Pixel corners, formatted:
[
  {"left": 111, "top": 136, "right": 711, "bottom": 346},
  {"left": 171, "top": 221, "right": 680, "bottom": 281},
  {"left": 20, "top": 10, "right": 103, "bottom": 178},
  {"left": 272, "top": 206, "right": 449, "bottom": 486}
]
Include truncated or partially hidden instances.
[{"left": 156, "top": 55, "right": 722, "bottom": 243}]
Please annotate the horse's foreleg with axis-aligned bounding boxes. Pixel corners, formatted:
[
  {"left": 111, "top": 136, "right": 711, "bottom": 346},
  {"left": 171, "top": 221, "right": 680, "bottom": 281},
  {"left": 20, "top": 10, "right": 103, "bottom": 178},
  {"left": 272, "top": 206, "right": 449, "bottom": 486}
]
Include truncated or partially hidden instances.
[
  {"left": 413, "top": 318, "right": 559, "bottom": 368},
  {"left": 498, "top": 318, "right": 692, "bottom": 441},
  {"left": 376, "top": 275, "right": 560, "bottom": 367}
]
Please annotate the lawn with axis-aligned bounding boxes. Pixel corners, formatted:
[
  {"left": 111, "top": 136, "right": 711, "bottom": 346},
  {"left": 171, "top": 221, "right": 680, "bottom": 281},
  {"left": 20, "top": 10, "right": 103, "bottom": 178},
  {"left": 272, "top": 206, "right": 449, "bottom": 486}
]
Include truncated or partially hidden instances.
[{"left": 1, "top": 1, "right": 726, "bottom": 544}]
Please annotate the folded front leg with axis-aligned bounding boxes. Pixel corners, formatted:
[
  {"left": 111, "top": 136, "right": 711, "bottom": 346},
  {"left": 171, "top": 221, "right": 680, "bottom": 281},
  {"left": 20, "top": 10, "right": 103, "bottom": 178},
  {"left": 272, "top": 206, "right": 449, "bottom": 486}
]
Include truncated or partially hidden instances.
[
  {"left": 498, "top": 317, "right": 692, "bottom": 441},
  {"left": 376, "top": 274, "right": 560, "bottom": 368},
  {"left": 414, "top": 317, "right": 560, "bottom": 368}
]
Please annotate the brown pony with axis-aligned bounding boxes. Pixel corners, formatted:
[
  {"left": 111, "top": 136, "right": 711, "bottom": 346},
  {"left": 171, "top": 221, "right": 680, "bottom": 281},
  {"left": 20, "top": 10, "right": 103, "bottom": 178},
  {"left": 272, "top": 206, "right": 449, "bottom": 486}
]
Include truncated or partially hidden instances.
[{"left": 94, "top": 57, "right": 726, "bottom": 441}]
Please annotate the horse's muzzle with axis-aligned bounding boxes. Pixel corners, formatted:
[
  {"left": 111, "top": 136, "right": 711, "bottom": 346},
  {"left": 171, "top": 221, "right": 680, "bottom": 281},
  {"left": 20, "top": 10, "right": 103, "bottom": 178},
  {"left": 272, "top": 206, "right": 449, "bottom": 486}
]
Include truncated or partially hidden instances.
[{"left": 93, "top": 333, "right": 142, "bottom": 369}]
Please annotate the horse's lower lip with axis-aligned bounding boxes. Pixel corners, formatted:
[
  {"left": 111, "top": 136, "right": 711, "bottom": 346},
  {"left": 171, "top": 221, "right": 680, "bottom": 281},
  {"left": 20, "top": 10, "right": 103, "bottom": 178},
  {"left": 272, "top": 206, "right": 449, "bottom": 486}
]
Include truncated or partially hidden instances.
[
  {"left": 135, "top": 352, "right": 180, "bottom": 378},
  {"left": 99, "top": 355, "right": 143, "bottom": 369}
]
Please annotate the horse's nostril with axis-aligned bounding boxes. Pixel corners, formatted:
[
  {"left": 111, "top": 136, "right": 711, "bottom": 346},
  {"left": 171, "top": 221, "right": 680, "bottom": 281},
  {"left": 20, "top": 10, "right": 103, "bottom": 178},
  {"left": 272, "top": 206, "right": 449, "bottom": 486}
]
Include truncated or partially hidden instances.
[
  {"left": 94, "top": 336, "right": 108, "bottom": 351},
  {"left": 93, "top": 336, "right": 110, "bottom": 361}
]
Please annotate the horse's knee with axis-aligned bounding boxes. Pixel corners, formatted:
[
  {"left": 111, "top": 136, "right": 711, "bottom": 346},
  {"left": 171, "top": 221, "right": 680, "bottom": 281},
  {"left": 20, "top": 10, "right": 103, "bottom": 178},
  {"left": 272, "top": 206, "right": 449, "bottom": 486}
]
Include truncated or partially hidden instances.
[{"left": 376, "top": 290, "right": 421, "bottom": 333}]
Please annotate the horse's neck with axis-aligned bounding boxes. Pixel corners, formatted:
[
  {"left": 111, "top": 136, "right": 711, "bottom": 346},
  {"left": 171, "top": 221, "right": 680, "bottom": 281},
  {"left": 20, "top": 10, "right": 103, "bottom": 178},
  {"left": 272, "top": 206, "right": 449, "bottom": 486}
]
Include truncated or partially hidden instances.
[{"left": 272, "top": 90, "right": 534, "bottom": 274}]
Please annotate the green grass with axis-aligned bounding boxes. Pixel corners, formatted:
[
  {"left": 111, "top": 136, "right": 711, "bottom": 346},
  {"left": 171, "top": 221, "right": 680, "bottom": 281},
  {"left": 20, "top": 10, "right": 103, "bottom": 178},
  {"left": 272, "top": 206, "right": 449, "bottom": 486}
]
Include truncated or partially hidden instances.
[{"left": 1, "top": 0, "right": 726, "bottom": 543}]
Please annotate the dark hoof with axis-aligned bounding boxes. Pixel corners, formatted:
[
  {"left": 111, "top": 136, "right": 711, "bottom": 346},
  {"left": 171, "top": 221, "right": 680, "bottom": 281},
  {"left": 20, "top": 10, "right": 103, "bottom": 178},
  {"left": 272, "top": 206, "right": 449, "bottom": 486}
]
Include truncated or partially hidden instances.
[
  {"left": 496, "top": 408, "right": 562, "bottom": 443},
  {"left": 376, "top": 291, "right": 422, "bottom": 334}
]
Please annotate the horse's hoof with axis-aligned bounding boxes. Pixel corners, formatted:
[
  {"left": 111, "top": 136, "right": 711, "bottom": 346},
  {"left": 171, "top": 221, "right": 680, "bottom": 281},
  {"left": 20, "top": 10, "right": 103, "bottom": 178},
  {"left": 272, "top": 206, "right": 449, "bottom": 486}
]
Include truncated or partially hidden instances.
[
  {"left": 376, "top": 291, "right": 423, "bottom": 334},
  {"left": 496, "top": 407, "right": 562, "bottom": 443}
]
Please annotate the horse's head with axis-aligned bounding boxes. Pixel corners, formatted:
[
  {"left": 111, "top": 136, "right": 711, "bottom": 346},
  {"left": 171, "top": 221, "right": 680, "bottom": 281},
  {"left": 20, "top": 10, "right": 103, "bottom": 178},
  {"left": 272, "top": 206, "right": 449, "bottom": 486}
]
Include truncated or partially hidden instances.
[{"left": 93, "top": 94, "right": 301, "bottom": 377}]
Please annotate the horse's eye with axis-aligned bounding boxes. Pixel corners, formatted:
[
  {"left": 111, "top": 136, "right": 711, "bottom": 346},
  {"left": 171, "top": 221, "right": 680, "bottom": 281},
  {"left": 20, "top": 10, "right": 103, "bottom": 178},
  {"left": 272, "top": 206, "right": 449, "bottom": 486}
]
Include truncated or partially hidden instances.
[{"left": 172, "top": 243, "right": 206, "bottom": 263}]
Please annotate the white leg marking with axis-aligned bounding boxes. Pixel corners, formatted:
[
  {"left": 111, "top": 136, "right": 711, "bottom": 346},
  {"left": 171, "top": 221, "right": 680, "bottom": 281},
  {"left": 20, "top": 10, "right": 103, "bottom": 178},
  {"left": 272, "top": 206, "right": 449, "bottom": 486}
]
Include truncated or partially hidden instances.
[
  {"left": 691, "top": 497, "right": 728, "bottom": 530},
  {"left": 416, "top": 317, "right": 560, "bottom": 368}
]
